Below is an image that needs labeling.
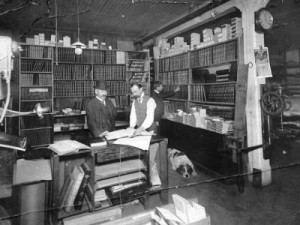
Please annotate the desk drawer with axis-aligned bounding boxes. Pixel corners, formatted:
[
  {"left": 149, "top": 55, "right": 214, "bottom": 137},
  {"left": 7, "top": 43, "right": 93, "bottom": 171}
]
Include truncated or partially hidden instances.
[{"left": 96, "top": 145, "right": 145, "bottom": 163}]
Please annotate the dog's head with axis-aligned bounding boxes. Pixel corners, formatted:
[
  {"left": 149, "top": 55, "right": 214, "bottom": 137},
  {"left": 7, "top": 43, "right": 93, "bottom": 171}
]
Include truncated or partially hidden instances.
[{"left": 176, "top": 164, "right": 195, "bottom": 178}]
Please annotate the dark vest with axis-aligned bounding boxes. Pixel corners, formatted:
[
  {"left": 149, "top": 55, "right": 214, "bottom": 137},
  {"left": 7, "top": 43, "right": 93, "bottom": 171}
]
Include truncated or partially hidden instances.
[{"left": 134, "top": 95, "right": 156, "bottom": 131}]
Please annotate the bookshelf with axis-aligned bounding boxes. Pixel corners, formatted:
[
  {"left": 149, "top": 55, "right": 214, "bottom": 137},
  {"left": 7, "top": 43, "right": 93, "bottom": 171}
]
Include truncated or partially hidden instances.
[
  {"left": 17, "top": 45, "right": 150, "bottom": 143},
  {"left": 156, "top": 38, "right": 239, "bottom": 127},
  {"left": 18, "top": 44, "right": 54, "bottom": 147},
  {"left": 126, "top": 50, "right": 150, "bottom": 95}
]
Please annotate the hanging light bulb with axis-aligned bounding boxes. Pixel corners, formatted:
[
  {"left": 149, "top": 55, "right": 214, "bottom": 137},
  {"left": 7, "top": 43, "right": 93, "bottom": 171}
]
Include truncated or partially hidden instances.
[
  {"left": 73, "top": 41, "right": 86, "bottom": 55},
  {"left": 71, "top": 0, "right": 86, "bottom": 55}
]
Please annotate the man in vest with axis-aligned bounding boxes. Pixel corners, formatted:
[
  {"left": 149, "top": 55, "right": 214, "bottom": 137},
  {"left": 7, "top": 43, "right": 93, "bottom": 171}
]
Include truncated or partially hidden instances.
[
  {"left": 129, "top": 82, "right": 161, "bottom": 187},
  {"left": 86, "top": 80, "right": 117, "bottom": 138}
]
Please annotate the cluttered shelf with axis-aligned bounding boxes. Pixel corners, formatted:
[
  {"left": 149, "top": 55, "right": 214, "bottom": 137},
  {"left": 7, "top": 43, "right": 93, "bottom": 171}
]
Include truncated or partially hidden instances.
[{"left": 48, "top": 135, "right": 168, "bottom": 223}]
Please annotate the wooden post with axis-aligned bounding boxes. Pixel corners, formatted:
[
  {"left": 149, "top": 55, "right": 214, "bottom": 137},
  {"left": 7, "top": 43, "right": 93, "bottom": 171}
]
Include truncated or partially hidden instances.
[{"left": 235, "top": 0, "right": 272, "bottom": 186}]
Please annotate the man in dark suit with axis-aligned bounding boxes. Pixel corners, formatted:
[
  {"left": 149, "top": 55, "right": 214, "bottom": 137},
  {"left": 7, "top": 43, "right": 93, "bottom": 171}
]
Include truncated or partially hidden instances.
[
  {"left": 86, "top": 80, "right": 117, "bottom": 137},
  {"left": 151, "top": 81, "right": 180, "bottom": 132}
]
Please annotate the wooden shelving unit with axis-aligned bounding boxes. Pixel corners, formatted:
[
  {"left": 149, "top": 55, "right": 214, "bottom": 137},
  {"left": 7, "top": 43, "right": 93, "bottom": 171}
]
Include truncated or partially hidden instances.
[{"left": 18, "top": 44, "right": 54, "bottom": 147}]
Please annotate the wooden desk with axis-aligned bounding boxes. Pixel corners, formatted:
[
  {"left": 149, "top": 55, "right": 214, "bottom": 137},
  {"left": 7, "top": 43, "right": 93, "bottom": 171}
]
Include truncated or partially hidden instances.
[
  {"left": 160, "top": 118, "right": 237, "bottom": 182},
  {"left": 49, "top": 136, "right": 168, "bottom": 224}
]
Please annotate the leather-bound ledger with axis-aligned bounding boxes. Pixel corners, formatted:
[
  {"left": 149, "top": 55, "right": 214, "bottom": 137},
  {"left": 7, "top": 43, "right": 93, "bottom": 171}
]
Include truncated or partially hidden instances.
[{"left": 74, "top": 163, "right": 91, "bottom": 211}]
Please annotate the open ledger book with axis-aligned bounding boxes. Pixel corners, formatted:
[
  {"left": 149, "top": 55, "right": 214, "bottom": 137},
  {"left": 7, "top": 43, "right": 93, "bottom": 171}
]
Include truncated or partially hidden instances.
[
  {"left": 105, "top": 128, "right": 153, "bottom": 140},
  {"left": 49, "top": 140, "right": 91, "bottom": 156},
  {"left": 104, "top": 128, "right": 153, "bottom": 151}
]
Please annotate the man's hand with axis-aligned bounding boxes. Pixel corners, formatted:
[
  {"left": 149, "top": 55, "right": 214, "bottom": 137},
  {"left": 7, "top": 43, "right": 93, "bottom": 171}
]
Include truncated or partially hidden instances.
[
  {"left": 99, "top": 131, "right": 109, "bottom": 137},
  {"left": 174, "top": 86, "right": 180, "bottom": 92},
  {"left": 133, "top": 127, "right": 143, "bottom": 136}
]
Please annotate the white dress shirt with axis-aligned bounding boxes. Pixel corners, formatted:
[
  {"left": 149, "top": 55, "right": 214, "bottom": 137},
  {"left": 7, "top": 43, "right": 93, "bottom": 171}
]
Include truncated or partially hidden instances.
[{"left": 130, "top": 93, "right": 156, "bottom": 130}]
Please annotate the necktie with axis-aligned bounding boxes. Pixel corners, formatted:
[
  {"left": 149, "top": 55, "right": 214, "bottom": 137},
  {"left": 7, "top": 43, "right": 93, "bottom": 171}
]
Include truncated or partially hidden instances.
[{"left": 101, "top": 100, "right": 106, "bottom": 106}]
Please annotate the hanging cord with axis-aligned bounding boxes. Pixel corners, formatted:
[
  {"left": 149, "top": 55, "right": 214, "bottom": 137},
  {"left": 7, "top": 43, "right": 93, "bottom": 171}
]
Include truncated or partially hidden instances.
[
  {"left": 54, "top": 0, "right": 58, "bottom": 66},
  {"left": 76, "top": 0, "right": 80, "bottom": 42}
]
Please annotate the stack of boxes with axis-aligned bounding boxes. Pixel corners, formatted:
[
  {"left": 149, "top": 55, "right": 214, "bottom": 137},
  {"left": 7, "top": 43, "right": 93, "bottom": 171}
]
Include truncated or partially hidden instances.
[
  {"left": 158, "top": 37, "right": 189, "bottom": 58},
  {"left": 190, "top": 32, "right": 201, "bottom": 50},
  {"left": 221, "top": 24, "right": 231, "bottom": 41},
  {"left": 24, "top": 33, "right": 113, "bottom": 50},
  {"left": 63, "top": 36, "right": 71, "bottom": 47},
  {"left": 230, "top": 17, "right": 242, "bottom": 39},
  {"left": 213, "top": 27, "right": 222, "bottom": 42},
  {"left": 26, "top": 34, "right": 59, "bottom": 46},
  {"left": 88, "top": 39, "right": 100, "bottom": 49}
]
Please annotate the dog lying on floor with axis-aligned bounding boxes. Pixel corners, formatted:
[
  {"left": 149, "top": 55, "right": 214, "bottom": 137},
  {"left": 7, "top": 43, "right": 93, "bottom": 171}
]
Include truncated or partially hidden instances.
[{"left": 168, "top": 148, "right": 197, "bottom": 178}]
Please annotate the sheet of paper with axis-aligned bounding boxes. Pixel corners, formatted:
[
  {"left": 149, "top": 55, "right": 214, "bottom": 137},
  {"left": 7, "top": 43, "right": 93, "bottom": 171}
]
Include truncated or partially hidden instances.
[
  {"left": 14, "top": 159, "right": 52, "bottom": 185},
  {"left": 113, "top": 135, "right": 151, "bottom": 151}
]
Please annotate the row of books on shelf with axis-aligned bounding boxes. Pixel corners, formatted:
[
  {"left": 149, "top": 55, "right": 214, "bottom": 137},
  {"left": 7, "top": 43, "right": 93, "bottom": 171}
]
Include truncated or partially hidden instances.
[
  {"left": 21, "top": 45, "right": 53, "bottom": 59},
  {"left": 127, "top": 72, "right": 146, "bottom": 83},
  {"left": 211, "top": 41, "right": 237, "bottom": 65},
  {"left": 158, "top": 53, "right": 189, "bottom": 72},
  {"left": 106, "top": 81, "right": 129, "bottom": 95},
  {"left": 206, "top": 83, "right": 235, "bottom": 103},
  {"left": 59, "top": 162, "right": 92, "bottom": 212},
  {"left": 54, "top": 81, "right": 94, "bottom": 97},
  {"left": 93, "top": 65, "right": 126, "bottom": 80},
  {"left": 164, "top": 85, "right": 188, "bottom": 100},
  {"left": 190, "top": 85, "right": 207, "bottom": 102},
  {"left": 190, "top": 48, "right": 212, "bottom": 68},
  {"left": 112, "top": 95, "right": 130, "bottom": 108},
  {"left": 21, "top": 59, "right": 52, "bottom": 72},
  {"left": 158, "top": 39, "right": 237, "bottom": 70},
  {"left": 105, "top": 50, "right": 117, "bottom": 64},
  {"left": 21, "top": 87, "right": 52, "bottom": 100},
  {"left": 53, "top": 64, "right": 92, "bottom": 80},
  {"left": 189, "top": 39, "right": 237, "bottom": 68},
  {"left": 158, "top": 70, "right": 189, "bottom": 85},
  {"left": 54, "top": 48, "right": 93, "bottom": 63},
  {"left": 19, "top": 128, "right": 52, "bottom": 146},
  {"left": 127, "top": 60, "right": 145, "bottom": 72},
  {"left": 20, "top": 73, "right": 52, "bottom": 86}
]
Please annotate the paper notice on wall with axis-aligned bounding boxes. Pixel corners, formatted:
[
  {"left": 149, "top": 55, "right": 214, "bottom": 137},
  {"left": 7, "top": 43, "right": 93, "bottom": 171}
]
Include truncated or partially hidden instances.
[{"left": 255, "top": 47, "right": 272, "bottom": 78}]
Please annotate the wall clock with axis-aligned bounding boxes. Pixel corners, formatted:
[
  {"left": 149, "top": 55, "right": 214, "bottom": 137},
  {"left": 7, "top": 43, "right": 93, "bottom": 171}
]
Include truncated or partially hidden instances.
[{"left": 255, "top": 8, "right": 274, "bottom": 32}]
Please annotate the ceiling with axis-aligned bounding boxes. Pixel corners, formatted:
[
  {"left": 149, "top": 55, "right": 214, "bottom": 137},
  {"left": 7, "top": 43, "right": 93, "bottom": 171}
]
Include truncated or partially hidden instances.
[
  {"left": 1, "top": 0, "right": 299, "bottom": 46},
  {"left": 0, "top": 0, "right": 212, "bottom": 41}
]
